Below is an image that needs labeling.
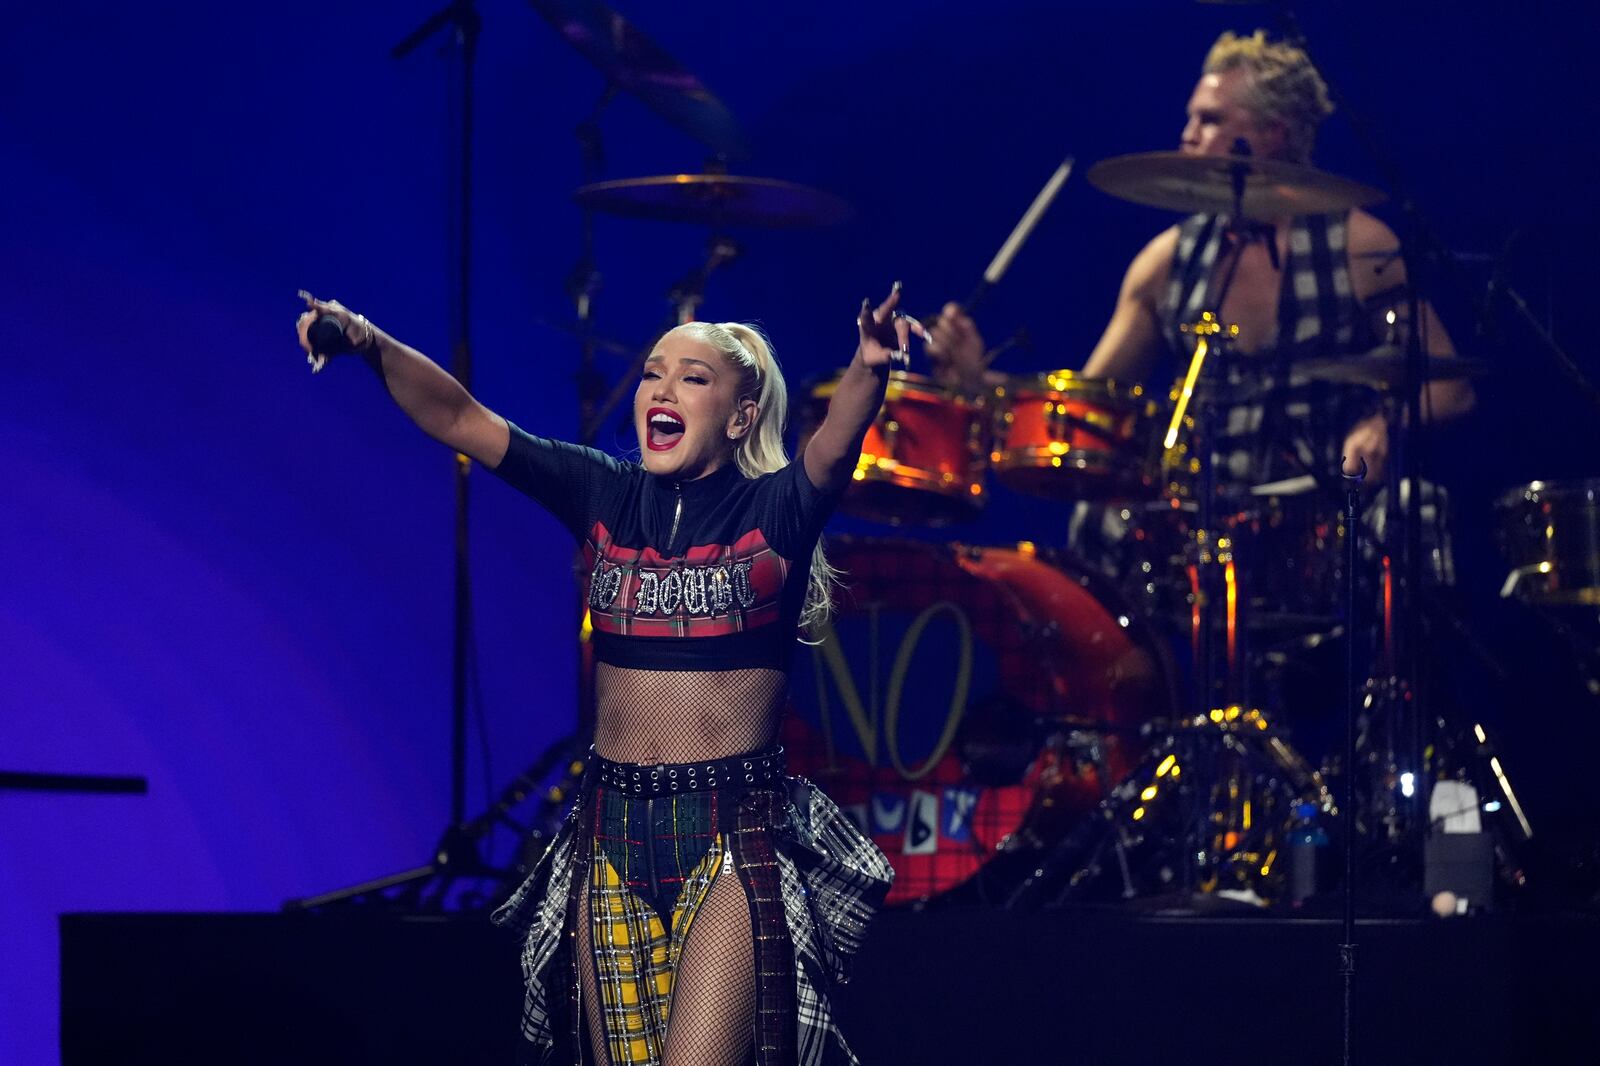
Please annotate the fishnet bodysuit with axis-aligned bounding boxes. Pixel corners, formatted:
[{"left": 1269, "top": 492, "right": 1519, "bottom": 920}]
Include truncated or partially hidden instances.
[
  {"left": 591, "top": 664, "right": 787, "bottom": 764},
  {"left": 581, "top": 663, "right": 788, "bottom": 1065}
]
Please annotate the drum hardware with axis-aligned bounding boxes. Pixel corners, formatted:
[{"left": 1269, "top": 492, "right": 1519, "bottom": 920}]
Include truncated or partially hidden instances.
[
  {"left": 577, "top": 231, "right": 747, "bottom": 444},
  {"left": 1495, "top": 478, "right": 1600, "bottom": 703},
  {"left": 1085, "top": 152, "right": 1342, "bottom": 902},
  {"left": 1495, "top": 479, "right": 1600, "bottom": 607},
  {"left": 981, "top": 325, "right": 1033, "bottom": 372},
  {"left": 1002, "top": 706, "right": 1336, "bottom": 909}
]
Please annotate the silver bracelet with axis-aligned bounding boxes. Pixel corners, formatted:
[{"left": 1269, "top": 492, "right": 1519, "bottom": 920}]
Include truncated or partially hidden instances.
[{"left": 352, "top": 313, "right": 377, "bottom": 354}]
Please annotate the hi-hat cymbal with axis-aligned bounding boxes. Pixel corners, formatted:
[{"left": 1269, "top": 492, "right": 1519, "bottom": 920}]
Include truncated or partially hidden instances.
[
  {"left": 1087, "top": 151, "right": 1386, "bottom": 220},
  {"left": 530, "top": 0, "right": 748, "bottom": 159},
  {"left": 574, "top": 173, "right": 853, "bottom": 228},
  {"left": 1296, "top": 345, "right": 1489, "bottom": 390}
]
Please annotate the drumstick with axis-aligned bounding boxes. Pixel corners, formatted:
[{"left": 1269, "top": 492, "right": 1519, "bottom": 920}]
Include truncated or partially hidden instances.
[
  {"left": 964, "top": 156, "right": 1076, "bottom": 314},
  {"left": 921, "top": 156, "right": 1075, "bottom": 326}
]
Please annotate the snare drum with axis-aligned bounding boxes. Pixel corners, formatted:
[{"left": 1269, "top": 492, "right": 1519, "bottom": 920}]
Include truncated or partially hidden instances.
[
  {"left": 803, "top": 370, "right": 988, "bottom": 526},
  {"left": 1495, "top": 479, "right": 1600, "bottom": 605},
  {"left": 990, "top": 371, "right": 1151, "bottom": 500}
]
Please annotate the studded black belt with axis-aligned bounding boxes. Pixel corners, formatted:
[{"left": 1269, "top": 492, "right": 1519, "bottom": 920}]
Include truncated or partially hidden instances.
[{"left": 591, "top": 746, "right": 786, "bottom": 796}]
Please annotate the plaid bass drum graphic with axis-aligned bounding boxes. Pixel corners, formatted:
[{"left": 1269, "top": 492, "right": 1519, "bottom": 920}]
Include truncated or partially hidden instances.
[{"left": 584, "top": 522, "right": 790, "bottom": 638}]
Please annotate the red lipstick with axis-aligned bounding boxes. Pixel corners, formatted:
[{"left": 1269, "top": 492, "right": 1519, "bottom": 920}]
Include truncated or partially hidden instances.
[{"left": 645, "top": 406, "right": 686, "bottom": 452}]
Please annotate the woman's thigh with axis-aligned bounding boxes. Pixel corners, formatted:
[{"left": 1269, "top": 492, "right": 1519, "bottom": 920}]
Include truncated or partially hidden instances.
[{"left": 662, "top": 861, "right": 755, "bottom": 1066}]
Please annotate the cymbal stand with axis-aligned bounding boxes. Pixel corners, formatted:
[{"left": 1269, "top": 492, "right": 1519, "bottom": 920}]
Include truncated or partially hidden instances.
[
  {"left": 998, "top": 727, "right": 1138, "bottom": 908},
  {"left": 578, "top": 233, "right": 740, "bottom": 444},
  {"left": 285, "top": 735, "right": 588, "bottom": 912},
  {"left": 1161, "top": 180, "right": 1267, "bottom": 894},
  {"left": 1482, "top": 233, "right": 1600, "bottom": 413},
  {"left": 573, "top": 86, "right": 617, "bottom": 448}
]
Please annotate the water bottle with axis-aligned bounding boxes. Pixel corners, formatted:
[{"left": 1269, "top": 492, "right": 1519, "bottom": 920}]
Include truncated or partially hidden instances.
[{"left": 1287, "top": 801, "right": 1328, "bottom": 906}]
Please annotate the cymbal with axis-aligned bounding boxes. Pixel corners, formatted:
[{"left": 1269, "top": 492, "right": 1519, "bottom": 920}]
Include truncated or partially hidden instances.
[
  {"left": 1086, "top": 151, "right": 1386, "bottom": 221},
  {"left": 1295, "top": 345, "right": 1489, "bottom": 389},
  {"left": 574, "top": 173, "right": 853, "bottom": 228},
  {"left": 530, "top": 0, "right": 748, "bottom": 159}
]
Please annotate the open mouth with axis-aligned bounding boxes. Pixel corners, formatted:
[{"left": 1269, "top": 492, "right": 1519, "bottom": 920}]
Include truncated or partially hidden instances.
[{"left": 646, "top": 407, "right": 685, "bottom": 452}]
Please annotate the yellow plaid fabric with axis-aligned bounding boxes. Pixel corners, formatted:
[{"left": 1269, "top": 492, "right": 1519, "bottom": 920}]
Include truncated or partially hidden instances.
[{"left": 589, "top": 835, "right": 724, "bottom": 1066}]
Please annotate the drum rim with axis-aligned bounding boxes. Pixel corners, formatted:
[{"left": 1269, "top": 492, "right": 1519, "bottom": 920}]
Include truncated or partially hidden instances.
[
  {"left": 994, "top": 369, "right": 1144, "bottom": 399},
  {"left": 810, "top": 368, "right": 983, "bottom": 405},
  {"left": 992, "top": 444, "right": 1153, "bottom": 478},
  {"left": 1495, "top": 478, "right": 1600, "bottom": 509}
]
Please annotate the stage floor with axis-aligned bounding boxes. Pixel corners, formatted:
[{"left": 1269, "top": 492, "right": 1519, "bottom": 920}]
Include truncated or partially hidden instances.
[{"left": 61, "top": 906, "right": 1594, "bottom": 1065}]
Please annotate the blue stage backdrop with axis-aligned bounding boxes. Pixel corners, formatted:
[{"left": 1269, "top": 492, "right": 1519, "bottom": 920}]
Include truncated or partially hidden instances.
[{"left": 3, "top": 2, "right": 1597, "bottom": 1061}]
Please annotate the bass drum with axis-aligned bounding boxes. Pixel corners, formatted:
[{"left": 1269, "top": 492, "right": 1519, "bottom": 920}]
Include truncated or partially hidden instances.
[{"left": 783, "top": 538, "right": 1174, "bottom": 906}]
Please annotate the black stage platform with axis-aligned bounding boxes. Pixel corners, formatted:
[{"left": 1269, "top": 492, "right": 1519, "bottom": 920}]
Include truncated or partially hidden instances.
[{"left": 61, "top": 907, "right": 1594, "bottom": 1064}]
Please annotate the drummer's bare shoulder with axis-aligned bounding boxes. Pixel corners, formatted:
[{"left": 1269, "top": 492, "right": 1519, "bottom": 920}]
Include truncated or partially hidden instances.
[
  {"left": 1344, "top": 208, "right": 1407, "bottom": 305},
  {"left": 1128, "top": 225, "right": 1181, "bottom": 301},
  {"left": 1081, "top": 226, "right": 1179, "bottom": 380},
  {"left": 1343, "top": 209, "right": 1465, "bottom": 362}
]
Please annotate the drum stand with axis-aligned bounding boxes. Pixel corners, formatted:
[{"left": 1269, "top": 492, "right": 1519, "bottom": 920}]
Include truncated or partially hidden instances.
[
  {"left": 996, "top": 725, "right": 1139, "bottom": 907},
  {"left": 1007, "top": 199, "right": 1342, "bottom": 908}
]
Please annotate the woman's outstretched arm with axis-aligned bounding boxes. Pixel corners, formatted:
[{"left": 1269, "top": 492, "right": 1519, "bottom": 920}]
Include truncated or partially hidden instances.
[
  {"left": 295, "top": 292, "right": 509, "bottom": 467},
  {"left": 802, "top": 284, "right": 909, "bottom": 493}
]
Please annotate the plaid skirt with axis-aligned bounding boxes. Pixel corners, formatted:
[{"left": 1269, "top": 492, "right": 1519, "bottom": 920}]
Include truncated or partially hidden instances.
[{"left": 492, "top": 761, "right": 893, "bottom": 1066}]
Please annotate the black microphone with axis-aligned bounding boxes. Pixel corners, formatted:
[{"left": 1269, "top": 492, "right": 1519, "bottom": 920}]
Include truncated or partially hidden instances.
[{"left": 308, "top": 315, "right": 354, "bottom": 357}]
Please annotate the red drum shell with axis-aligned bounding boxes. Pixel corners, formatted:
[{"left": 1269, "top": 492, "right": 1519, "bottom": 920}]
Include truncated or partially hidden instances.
[
  {"left": 991, "top": 371, "right": 1152, "bottom": 501},
  {"left": 801, "top": 371, "right": 988, "bottom": 527}
]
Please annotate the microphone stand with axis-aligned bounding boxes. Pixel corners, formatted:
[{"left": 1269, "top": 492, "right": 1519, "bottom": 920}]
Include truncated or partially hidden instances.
[
  {"left": 1263, "top": 7, "right": 1494, "bottom": 1062},
  {"left": 1339, "top": 456, "right": 1367, "bottom": 1066},
  {"left": 578, "top": 233, "right": 741, "bottom": 445},
  {"left": 1485, "top": 253, "right": 1600, "bottom": 412},
  {"left": 571, "top": 86, "right": 615, "bottom": 736},
  {"left": 289, "top": 0, "right": 494, "bottom": 910},
  {"left": 1268, "top": 1, "right": 1450, "bottom": 861}
]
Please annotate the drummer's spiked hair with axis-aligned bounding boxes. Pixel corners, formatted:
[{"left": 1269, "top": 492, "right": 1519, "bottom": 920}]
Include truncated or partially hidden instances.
[
  {"left": 1204, "top": 30, "right": 1334, "bottom": 164},
  {"left": 666, "top": 320, "right": 840, "bottom": 637}
]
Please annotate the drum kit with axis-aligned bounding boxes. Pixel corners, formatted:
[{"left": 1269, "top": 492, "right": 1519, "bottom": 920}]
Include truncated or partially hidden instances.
[
  {"left": 769, "top": 157, "right": 1527, "bottom": 913},
  {"left": 495, "top": 0, "right": 1571, "bottom": 916}
]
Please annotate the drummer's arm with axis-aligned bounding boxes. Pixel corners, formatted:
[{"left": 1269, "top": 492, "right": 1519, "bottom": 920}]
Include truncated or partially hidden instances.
[
  {"left": 1081, "top": 227, "right": 1178, "bottom": 382},
  {"left": 1347, "top": 210, "right": 1475, "bottom": 422}
]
